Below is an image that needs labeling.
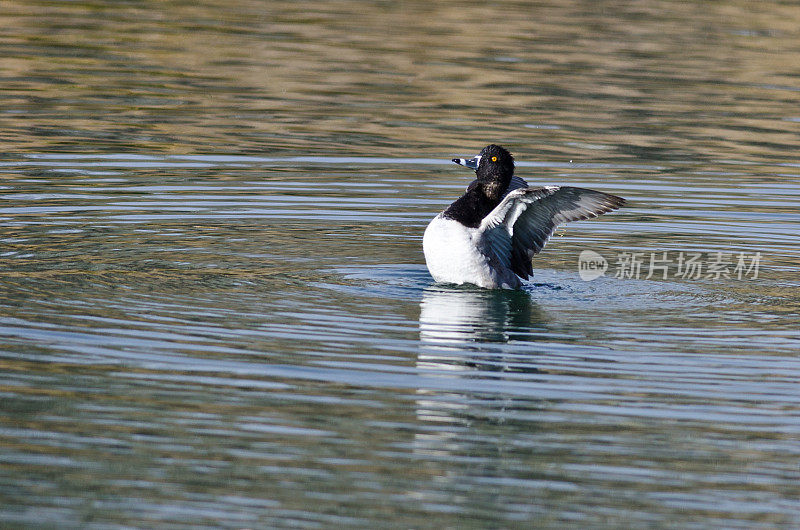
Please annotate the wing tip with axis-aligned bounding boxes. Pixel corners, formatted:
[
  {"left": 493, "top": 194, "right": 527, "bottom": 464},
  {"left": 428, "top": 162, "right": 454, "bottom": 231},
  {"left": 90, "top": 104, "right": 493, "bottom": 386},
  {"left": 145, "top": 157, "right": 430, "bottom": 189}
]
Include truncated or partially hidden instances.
[
  {"left": 582, "top": 192, "right": 626, "bottom": 220},
  {"left": 608, "top": 193, "right": 626, "bottom": 209}
]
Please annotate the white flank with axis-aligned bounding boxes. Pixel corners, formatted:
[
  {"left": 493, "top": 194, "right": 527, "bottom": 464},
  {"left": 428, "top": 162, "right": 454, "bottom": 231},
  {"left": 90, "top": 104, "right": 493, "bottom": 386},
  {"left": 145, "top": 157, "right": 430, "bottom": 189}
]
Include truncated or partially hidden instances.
[{"left": 423, "top": 215, "right": 521, "bottom": 289}]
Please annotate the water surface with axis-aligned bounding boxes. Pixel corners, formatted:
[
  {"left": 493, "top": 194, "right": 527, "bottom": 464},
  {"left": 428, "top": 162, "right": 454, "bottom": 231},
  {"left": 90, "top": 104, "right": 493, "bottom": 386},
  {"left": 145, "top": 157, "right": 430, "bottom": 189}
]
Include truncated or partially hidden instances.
[{"left": 1, "top": 1, "right": 799, "bottom": 528}]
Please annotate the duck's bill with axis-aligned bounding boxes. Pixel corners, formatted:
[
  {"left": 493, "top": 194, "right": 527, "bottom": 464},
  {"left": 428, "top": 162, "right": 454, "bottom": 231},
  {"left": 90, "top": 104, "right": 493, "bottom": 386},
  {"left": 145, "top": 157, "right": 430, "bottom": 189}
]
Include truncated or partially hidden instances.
[{"left": 452, "top": 155, "right": 481, "bottom": 169}]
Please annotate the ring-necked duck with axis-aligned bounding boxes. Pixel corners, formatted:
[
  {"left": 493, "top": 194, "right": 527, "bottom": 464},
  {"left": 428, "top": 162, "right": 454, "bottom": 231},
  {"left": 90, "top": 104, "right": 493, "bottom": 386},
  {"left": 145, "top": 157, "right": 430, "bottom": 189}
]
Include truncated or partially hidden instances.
[{"left": 423, "top": 144, "right": 625, "bottom": 289}]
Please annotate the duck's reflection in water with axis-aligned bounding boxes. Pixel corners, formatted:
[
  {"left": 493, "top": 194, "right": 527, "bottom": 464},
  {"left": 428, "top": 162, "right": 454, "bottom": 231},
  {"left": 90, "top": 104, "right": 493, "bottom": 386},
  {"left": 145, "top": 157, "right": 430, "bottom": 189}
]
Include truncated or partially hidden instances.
[
  {"left": 419, "top": 285, "right": 547, "bottom": 351},
  {"left": 415, "top": 286, "right": 551, "bottom": 456}
]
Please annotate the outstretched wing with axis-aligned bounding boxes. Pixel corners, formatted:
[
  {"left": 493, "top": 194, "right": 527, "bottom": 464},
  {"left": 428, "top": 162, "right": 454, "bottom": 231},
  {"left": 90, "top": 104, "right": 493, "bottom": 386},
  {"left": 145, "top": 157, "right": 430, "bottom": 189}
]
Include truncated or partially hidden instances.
[{"left": 479, "top": 186, "right": 625, "bottom": 279}]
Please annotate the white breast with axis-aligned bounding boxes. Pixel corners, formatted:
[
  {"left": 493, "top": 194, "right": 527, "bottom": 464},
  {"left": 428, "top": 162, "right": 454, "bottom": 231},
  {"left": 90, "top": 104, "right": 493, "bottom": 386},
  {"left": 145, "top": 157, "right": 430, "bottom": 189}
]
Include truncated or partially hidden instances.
[{"left": 422, "top": 215, "right": 520, "bottom": 289}]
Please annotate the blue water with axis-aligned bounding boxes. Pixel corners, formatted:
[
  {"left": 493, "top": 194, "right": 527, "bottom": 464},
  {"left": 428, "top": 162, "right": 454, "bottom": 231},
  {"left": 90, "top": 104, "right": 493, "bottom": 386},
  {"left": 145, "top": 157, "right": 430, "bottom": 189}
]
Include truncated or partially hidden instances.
[{"left": 2, "top": 1, "right": 800, "bottom": 527}]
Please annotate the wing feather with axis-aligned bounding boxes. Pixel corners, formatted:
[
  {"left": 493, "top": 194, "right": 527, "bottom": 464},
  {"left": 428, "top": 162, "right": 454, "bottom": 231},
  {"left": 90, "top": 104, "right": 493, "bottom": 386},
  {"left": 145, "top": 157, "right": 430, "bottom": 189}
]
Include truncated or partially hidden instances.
[{"left": 479, "top": 186, "right": 625, "bottom": 280}]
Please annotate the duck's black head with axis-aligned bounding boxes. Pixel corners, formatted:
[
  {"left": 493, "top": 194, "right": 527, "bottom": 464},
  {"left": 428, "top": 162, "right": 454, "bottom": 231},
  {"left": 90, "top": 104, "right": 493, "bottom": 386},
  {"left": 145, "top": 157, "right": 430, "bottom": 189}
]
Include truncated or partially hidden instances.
[
  {"left": 444, "top": 145, "right": 517, "bottom": 226},
  {"left": 453, "top": 144, "right": 515, "bottom": 186}
]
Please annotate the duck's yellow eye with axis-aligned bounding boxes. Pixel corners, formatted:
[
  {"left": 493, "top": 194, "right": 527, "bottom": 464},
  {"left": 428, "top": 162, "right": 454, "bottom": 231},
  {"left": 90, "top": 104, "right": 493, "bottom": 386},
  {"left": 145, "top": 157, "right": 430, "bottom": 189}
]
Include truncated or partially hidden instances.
[{"left": 491, "top": 156, "right": 498, "bottom": 162}]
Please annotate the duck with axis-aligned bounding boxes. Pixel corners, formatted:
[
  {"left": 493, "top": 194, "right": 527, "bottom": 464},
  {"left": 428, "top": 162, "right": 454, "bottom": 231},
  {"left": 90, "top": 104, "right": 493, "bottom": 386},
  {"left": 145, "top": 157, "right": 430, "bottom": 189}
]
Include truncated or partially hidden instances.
[{"left": 423, "top": 144, "right": 625, "bottom": 289}]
